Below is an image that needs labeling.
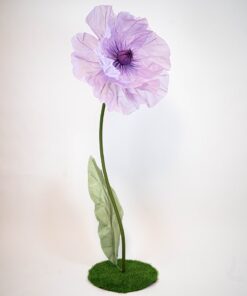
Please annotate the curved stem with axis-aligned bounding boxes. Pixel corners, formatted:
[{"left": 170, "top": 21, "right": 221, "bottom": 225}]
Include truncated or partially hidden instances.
[{"left": 99, "top": 103, "right": 126, "bottom": 272}]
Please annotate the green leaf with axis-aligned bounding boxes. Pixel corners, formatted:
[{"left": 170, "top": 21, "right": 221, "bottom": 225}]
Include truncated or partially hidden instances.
[{"left": 88, "top": 156, "right": 123, "bottom": 265}]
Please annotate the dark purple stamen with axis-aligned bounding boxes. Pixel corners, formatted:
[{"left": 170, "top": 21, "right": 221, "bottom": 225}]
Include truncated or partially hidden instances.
[{"left": 113, "top": 49, "right": 133, "bottom": 68}]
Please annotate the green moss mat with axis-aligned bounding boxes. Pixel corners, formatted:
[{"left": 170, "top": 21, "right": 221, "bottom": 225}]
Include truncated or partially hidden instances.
[{"left": 88, "top": 259, "right": 158, "bottom": 293}]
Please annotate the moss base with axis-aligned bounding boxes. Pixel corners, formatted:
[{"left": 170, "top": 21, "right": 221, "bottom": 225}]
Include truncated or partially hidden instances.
[{"left": 88, "top": 259, "right": 158, "bottom": 293}]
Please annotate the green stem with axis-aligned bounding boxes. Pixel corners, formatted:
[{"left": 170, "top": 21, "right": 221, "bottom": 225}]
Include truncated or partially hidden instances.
[{"left": 99, "top": 103, "right": 126, "bottom": 273}]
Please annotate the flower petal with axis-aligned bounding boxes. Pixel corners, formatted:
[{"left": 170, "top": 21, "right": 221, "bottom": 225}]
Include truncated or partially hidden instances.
[
  {"left": 103, "top": 83, "right": 137, "bottom": 114},
  {"left": 86, "top": 72, "right": 138, "bottom": 114},
  {"left": 125, "top": 74, "right": 169, "bottom": 109},
  {"left": 86, "top": 5, "right": 114, "bottom": 39},
  {"left": 71, "top": 33, "right": 99, "bottom": 61},
  {"left": 71, "top": 33, "right": 100, "bottom": 80},
  {"left": 137, "top": 32, "right": 171, "bottom": 71},
  {"left": 114, "top": 12, "right": 149, "bottom": 45}
]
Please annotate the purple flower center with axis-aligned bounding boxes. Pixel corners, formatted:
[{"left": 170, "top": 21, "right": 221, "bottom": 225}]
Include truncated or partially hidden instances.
[{"left": 113, "top": 49, "right": 133, "bottom": 69}]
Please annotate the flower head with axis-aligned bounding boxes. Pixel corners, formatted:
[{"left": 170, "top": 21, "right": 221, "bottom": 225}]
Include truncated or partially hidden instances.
[{"left": 71, "top": 5, "right": 171, "bottom": 114}]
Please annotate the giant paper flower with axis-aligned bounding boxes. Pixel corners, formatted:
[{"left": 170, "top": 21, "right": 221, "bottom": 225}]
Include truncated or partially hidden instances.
[{"left": 71, "top": 5, "right": 171, "bottom": 114}]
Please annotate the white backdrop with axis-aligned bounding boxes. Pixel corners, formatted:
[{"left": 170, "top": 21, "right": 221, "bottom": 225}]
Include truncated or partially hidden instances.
[{"left": 0, "top": 0, "right": 247, "bottom": 295}]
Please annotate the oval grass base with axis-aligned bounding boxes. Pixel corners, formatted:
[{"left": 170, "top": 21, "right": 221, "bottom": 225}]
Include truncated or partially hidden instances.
[{"left": 88, "top": 259, "right": 158, "bottom": 293}]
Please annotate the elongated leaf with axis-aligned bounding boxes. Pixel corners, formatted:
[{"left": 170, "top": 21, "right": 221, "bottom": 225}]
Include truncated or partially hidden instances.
[{"left": 88, "top": 156, "right": 123, "bottom": 265}]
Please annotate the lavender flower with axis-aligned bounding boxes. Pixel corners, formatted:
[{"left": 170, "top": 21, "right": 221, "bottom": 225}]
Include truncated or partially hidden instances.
[{"left": 71, "top": 5, "right": 171, "bottom": 114}]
